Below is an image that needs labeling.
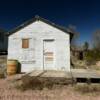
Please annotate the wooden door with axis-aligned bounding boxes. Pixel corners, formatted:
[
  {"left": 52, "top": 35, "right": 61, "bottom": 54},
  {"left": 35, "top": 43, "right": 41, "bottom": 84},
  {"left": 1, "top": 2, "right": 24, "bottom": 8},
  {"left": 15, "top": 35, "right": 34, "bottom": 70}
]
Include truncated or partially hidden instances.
[{"left": 43, "top": 40, "right": 55, "bottom": 70}]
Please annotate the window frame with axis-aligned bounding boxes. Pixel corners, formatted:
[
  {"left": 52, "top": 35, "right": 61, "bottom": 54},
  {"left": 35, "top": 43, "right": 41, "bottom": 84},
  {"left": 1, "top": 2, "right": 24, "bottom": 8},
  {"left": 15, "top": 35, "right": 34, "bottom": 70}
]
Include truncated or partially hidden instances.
[{"left": 22, "top": 38, "right": 29, "bottom": 49}]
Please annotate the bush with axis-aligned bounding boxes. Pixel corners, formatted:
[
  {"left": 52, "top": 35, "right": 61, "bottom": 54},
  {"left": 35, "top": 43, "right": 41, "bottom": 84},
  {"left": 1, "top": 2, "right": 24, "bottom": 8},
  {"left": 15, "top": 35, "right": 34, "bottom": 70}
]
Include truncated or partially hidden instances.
[
  {"left": 74, "top": 84, "right": 100, "bottom": 94},
  {"left": 85, "top": 49, "right": 100, "bottom": 65},
  {"left": 14, "top": 75, "right": 54, "bottom": 91},
  {"left": 0, "top": 67, "right": 6, "bottom": 78}
]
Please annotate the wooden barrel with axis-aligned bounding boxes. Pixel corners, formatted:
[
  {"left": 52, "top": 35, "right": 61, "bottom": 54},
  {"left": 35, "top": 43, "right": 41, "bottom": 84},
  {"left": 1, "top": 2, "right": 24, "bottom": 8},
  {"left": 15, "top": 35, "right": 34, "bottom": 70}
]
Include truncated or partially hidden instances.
[{"left": 7, "top": 59, "right": 18, "bottom": 75}]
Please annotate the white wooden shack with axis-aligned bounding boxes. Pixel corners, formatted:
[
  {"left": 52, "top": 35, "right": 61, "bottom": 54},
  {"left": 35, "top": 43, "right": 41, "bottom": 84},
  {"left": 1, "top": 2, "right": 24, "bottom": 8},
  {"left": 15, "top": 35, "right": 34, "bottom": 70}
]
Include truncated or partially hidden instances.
[{"left": 7, "top": 16, "right": 73, "bottom": 73}]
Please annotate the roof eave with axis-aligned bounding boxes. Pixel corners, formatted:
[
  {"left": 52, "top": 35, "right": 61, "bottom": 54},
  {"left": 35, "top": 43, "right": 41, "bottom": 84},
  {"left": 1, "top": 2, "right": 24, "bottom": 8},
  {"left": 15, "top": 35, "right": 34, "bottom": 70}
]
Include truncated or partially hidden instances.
[{"left": 6, "top": 16, "right": 74, "bottom": 38}]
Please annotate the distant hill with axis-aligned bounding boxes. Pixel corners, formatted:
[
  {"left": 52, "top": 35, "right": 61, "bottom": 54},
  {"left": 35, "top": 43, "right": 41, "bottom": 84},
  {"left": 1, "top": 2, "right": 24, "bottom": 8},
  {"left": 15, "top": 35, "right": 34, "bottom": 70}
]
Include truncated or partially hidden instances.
[{"left": 0, "top": 28, "right": 8, "bottom": 51}]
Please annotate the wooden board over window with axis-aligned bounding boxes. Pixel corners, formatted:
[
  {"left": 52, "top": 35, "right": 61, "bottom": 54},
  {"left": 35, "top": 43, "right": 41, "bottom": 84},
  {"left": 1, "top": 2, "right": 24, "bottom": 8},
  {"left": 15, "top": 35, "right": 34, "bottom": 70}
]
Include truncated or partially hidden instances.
[{"left": 22, "top": 39, "right": 29, "bottom": 48}]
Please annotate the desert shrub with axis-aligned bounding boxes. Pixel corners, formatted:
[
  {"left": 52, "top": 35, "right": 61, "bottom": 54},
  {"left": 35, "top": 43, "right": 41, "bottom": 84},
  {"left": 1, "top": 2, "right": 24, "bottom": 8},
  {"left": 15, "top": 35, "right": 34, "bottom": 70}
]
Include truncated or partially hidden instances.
[
  {"left": 85, "top": 49, "right": 100, "bottom": 65},
  {"left": 72, "top": 60, "right": 86, "bottom": 69},
  {"left": 74, "top": 84, "right": 100, "bottom": 94},
  {"left": 17, "top": 76, "right": 43, "bottom": 91},
  {"left": 14, "top": 76, "right": 71, "bottom": 91},
  {"left": 14, "top": 75, "right": 54, "bottom": 91},
  {"left": 0, "top": 56, "right": 7, "bottom": 78},
  {"left": 0, "top": 67, "right": 6, "bottom": 78},
  {"left": 0, "top": 70, "right": 5, "bottom": 78}
]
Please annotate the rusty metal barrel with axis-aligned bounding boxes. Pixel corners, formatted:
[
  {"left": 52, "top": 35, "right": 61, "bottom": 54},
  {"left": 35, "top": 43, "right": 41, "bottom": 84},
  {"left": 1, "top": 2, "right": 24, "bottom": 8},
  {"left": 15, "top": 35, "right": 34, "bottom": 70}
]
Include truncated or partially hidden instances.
[{"left": 7, "top": 59, "right": 18, "bottom": 75}]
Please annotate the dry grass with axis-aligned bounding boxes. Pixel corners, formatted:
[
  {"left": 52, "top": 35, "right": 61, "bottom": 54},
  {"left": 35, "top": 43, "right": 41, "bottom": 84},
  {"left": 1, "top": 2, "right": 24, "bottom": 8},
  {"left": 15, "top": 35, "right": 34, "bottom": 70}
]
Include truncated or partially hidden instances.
[
  {"left": 0, "top": 79, "right": 100, "bottom": 100},
  {"left": 0, "top": 55, "right": 7, "bottom": 78},
  {"left": 0, "top": 55, "right": 7, "bottom": 63},
  {"left": 72, "top": 59, "right": 100, "bottom": 70},
  {"left": 0, "top": 69, "right": 6, "bottom": 78},
  {"left": 13, "top": 75, "right": 69, "bottom": 91},
  {"left": 1, "top": 55, "right": 100, "bottom": 99},
  {"left": 74, "top": 83, "right": 100, "bottom": 95}
]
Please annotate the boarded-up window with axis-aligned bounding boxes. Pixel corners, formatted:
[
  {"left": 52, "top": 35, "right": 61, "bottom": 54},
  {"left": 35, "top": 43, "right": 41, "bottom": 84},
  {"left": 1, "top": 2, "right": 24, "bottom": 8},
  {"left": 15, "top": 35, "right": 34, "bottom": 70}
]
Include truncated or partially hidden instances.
[{"left": 22, "top": 39, "right": 29, "bottom": 48}]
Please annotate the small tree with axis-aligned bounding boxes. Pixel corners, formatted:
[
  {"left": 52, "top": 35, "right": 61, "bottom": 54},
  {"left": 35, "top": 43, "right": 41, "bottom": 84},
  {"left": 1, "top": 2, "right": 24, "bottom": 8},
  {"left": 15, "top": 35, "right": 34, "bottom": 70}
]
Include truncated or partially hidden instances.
[{"left": 83, "top": 42, "right": 89, "bottom": 51}]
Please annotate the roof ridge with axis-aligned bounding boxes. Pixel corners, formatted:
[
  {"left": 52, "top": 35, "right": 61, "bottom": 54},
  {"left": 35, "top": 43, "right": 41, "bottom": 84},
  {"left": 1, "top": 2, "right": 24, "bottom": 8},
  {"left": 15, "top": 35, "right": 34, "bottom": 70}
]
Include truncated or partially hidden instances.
[{"left": 6, "top": 15, "right": 74, "bottom": 40}]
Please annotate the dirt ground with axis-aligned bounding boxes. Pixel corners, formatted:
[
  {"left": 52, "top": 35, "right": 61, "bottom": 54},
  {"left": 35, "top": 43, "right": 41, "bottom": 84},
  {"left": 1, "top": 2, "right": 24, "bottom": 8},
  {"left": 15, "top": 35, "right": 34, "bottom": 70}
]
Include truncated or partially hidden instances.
[
  {"left": 0, "top": 79, "right": 99, "bottom": 100},
  {"left": 0, "top": 56, "right": 100, "bottom": 100}
]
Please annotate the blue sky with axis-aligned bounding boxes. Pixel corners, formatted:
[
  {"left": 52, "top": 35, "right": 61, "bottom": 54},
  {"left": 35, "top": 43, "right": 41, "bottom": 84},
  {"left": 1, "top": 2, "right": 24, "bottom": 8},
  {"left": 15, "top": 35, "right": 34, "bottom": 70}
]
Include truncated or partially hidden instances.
[{"left": 0, "top": 0, "right": 100, "bottom": 46}]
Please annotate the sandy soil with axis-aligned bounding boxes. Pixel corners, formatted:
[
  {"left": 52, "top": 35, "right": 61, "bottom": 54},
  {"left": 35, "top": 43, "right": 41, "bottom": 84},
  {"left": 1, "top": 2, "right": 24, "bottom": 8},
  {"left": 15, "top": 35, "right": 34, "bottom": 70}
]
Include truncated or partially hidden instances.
[
  {"left": 0, "top": 56, "right": 100, "bottom": 100},
  {"left": 0, "top": 79, "right": 99, "bottom": 100}
]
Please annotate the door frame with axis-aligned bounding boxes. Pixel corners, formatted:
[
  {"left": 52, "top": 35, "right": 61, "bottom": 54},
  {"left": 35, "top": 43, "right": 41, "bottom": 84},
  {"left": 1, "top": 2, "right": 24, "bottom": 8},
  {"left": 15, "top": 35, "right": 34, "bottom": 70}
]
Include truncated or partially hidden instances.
[{"left": 43, "top": 39, "right": 55, "bottom": 70}]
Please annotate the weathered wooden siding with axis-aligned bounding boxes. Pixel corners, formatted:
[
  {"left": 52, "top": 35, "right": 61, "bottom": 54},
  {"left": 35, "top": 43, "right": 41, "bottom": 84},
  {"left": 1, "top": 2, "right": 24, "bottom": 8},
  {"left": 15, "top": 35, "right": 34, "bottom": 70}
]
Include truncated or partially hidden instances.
[{"left": 8, "top": 20, "right": 70, "bottom": 72}]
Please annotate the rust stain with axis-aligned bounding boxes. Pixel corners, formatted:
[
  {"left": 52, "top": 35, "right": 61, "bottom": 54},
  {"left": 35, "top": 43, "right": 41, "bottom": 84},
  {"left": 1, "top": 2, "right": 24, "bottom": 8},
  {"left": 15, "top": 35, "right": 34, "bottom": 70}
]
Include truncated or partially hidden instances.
[
  {"left": 45, "top": 57, "right": 53, "bottom": 61},
  {"left": 44, "top": 52, "right": 53, "bottom": 56}
]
